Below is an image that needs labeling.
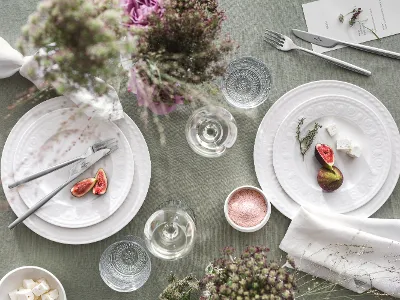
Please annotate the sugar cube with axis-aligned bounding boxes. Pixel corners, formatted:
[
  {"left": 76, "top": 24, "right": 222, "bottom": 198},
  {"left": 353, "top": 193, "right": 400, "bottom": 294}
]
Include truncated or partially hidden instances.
[
  {"left": 326, "top": 124, "right": 337, "bottom": 137},
  {"left": 336, "top": 138, "right": 352, "bottom": 151},
  {"left": 9, "top": 289, "right": 18, "bottom": 300},
  {"left": 23, "top": 279, "right": 37, "bottom": 290},
  {"left": 16, "top": 289, "right": 35, "bottom": 300},
  {"left": 347, "top": 144, "right": 362, "bottom": 158},
  {"left": 31, "top": 281, "right": 50, "bottom": 297}
]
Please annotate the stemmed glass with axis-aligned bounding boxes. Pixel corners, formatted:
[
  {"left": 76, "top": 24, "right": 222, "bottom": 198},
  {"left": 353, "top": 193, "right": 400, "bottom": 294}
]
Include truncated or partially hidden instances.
[
  {"left": 185, "top": 106, "right": 237, "bottom": 158},
  {"left": 144, "top": 200, "right": 196, "bottom": 260}
]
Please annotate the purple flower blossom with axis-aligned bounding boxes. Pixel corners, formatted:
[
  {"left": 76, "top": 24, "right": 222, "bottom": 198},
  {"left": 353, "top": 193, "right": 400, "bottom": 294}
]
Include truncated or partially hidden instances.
[{"left": 121, "top": 0, "right": 164, "bottom": 26}]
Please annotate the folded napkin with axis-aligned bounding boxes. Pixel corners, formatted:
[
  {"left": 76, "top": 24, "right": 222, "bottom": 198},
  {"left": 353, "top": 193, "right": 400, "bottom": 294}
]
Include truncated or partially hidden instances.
[
  {"left": 280, "top": 207, "right": 400, "bottom": 297},
  {"left": 0, "top": 37, "right": 123, "bottom": 121}
]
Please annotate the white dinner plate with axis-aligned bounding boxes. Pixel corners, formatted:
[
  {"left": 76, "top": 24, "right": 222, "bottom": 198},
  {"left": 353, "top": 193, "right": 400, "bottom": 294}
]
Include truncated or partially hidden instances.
[
  {"left": 254, "top": 80, "right": 400, "bottom": 219},
  {"left": 273, "top": 95, "right": 391, "bottom": 214},
  {"left": 13, "top": 108, "right": 134, "bottom": 228},
  {"left": 1, "top": 96, "right": 151, "bottom": 244}
]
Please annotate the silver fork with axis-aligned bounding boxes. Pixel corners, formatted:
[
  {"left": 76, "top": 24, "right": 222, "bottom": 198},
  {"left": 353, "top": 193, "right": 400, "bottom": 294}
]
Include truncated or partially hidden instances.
[
  {"left": 264, "top": 29, "right": 371, "bottom": 76},
  {"left": 8, "top": 138, "right": 118, "bottom": 189}
]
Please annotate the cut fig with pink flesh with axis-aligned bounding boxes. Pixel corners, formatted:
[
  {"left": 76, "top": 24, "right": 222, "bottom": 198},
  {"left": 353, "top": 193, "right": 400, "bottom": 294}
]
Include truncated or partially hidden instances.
[
  {"left": 93, "top": 168, "right": 108, "bottom": 195},
  {"left": 71, "top": 178, "right": 96, "bottom": 197},
  {"left": 315, "top": 143, "right": 334, "bottom": 170}
]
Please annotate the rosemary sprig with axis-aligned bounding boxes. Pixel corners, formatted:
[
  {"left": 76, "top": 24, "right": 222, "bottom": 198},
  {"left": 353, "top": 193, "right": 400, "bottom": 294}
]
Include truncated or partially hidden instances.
[{"left": 296, "top": 118, "right": 322, "bottom": 159}]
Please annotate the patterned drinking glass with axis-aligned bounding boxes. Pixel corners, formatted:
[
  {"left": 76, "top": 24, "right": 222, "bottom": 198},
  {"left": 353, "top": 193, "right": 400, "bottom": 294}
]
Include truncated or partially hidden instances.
[{"left": 99, "top": 236, "right": 151, "bottom": 292}]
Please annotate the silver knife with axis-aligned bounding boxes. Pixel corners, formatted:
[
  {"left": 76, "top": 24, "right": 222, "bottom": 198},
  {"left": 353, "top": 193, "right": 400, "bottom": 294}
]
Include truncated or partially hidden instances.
[
  {"left": 293, "top": 29, "right": 400, "bottom": 60},
  {"left": 8, "top": 147, "right": 114, "bottom": 229}
]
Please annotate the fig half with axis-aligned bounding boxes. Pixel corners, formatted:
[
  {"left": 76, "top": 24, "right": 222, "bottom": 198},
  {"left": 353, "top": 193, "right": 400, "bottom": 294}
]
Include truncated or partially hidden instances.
[
  {"left": 315, "top": 143, "right": 334, "bottom": 170},
  {"left": 317, "top": 166, "right": 343, "bottom": 192},
  {"left": 93, "top": 168, "right": 108, "bottom": 195},
  {"left": 71, "top": 178, "right": 96, "bottom": 197}
]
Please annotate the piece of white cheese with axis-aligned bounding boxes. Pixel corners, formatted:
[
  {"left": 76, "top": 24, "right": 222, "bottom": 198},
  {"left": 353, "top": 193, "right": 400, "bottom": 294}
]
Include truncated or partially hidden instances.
[
  {"left": 326, "top": 124, "right": 337, "bottom": 137},
  {"left": 336, "top": 138, "right": 352, "bottom": 151},
  {"left": 23, "top": 279, "right": 37, "bottom": 290},
  {"left": 16, "top": 289, "right": 35, "bottom": 300},
  {"left": 40, "top": 294, "right": 54, "bottom": 300},
  {"left": 347, "top": 144, "right": 362, "bottom": 158},
  {"left": 8, "top": 289, "right": 18, "bottom": 300},
  {"left": 31, "top": 281, "right": 50, "bottom": 297},
  {"left": 41, "top": 290, "right": 58, "bottom": 300}
]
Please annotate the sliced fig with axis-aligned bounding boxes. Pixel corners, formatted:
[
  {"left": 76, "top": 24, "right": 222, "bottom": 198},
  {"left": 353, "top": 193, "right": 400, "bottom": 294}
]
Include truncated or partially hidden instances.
[
  {"left": 71, "top": 178, "right": 96, "bottom": 197},
  {"left": 315, "top": 143, "right": 334, "bottom": 170},
  {"left": 317, "top": 166, "right": 343, "bottom": 192},
  {"left": 93, "top": 168, "right": 108, "bottom": 195}
]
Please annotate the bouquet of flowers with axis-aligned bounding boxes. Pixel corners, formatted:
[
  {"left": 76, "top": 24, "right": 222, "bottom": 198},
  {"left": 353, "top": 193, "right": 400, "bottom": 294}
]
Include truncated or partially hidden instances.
[
  {"left": 121, "top": 0, "right": 234, "bottom": 114},
  {"left": 18, "top": 0, "right": 132, "bottom": 95}
]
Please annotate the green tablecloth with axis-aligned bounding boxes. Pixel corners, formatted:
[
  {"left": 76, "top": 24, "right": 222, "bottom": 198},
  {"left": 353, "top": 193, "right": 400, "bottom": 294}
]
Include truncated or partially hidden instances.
[{"left": 1, "top": 0, "right": 400, "bottom": 299}]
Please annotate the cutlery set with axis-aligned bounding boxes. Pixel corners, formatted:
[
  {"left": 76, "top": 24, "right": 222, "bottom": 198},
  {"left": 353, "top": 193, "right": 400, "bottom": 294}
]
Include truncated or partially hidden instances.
[
  {"left": 265, "top": 29, "right": 400, "bottom": 76},
  {"left": 8, "top": 138, "right": 118, "bottom": 229}
]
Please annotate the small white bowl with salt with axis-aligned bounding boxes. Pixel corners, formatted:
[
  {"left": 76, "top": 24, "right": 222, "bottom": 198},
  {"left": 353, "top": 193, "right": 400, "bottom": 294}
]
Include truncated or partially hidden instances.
[{"left": 224, "top": 185, "right": 271, "bottom": 232}]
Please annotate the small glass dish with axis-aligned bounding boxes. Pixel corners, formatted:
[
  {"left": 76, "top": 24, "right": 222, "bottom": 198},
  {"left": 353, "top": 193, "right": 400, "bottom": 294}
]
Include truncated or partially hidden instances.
[
  {"left": 221, "top": 57, "right": 272, "bottom": 109},
  {"left": 99, "top": 236, "right": 151, "bottom": 292},
  {"left": 224, "top": 185, "right": 271, "bottom": 232}
]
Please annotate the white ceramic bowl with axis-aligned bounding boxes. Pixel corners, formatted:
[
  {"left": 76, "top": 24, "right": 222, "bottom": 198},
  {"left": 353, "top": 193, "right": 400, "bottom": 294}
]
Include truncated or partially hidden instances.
[
  {"left": 224, "top": 185, "right": 271, "bottom": 232},
  {"left": 0, "top": 266, "right": 67, "bottom": 299}
]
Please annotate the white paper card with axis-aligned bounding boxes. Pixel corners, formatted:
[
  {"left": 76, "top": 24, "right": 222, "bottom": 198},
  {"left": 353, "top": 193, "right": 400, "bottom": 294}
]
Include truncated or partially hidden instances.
[{"left": 302, "top": 0, "right": 400, "bottom": 53}]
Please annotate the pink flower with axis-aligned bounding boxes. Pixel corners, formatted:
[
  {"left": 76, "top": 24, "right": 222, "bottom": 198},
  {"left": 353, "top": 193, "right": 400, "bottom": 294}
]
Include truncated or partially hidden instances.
[{"left": 121, "top": 0, "right": 164, "bottom": 27}]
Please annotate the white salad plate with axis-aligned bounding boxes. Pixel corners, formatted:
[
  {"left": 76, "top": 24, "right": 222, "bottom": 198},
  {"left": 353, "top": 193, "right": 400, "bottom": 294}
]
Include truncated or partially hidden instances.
[
  {"left": 1, "top": 96, "right": 151, "bottom": 244},
  {"left": 273, "top": 94, "right": 391, "bottom": 214},
  {"left": 254, "top": 80, "right": 400, "bottom": 219},
  {"left": 13, "top": 108, "right": 134, "bottom": 228}
]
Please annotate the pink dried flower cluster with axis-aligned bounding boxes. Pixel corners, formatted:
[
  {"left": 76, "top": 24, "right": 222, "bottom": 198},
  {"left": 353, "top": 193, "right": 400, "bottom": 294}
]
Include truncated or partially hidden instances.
[{"left": 122, "top": 0, "right": 234, "bottom": 114}]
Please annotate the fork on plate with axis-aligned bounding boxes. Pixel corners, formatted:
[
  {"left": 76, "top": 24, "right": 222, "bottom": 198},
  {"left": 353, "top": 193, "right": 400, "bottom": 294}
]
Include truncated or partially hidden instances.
[
  {"left": 8, "top": 138, "right": 118, "bottom": 189},
  {"left": 264, "top": 29, "right": 371, "bottom": 76}
]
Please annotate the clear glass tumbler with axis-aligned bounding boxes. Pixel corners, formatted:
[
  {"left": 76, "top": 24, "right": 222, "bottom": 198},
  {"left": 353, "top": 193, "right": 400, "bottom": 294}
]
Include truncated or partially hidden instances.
[
  {"left": 144, "top": 200, "right": 196, "bottom": 261},
  {"left": 221, "top": 56, "right": 272, "bottom": 109},
  {"left": 185, "top": 106, "right": 237, "bottom": 158},
  {"left": 99, "top": 236, "right": 151, "bottom": 292}
]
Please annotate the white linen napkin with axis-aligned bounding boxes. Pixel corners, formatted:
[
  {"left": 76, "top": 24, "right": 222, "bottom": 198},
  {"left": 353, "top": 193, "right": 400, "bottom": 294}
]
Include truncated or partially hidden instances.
[
  {"left": 0, "top": 37, "right": 124, "bottom": 121},
  {"left": 280, "top": 207, "right": 400, "bottom": 297}
]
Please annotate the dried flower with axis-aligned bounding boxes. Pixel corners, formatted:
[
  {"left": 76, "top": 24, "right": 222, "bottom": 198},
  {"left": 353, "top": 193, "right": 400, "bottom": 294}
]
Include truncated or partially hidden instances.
[
  {"left": 159, "top": 274, "right": 199, "bottom": 300},
  {"left": 123, "top": 0, "right": 234, "bottom": 114},
  {"left": 349, "top": 8, "right": 362, "bottom": 26},
  {"left": 200, "top": 247, "right": 296, "bottom": 299},
  {"left": 18, "top": 0, "right": 133, "bottom": 95}
]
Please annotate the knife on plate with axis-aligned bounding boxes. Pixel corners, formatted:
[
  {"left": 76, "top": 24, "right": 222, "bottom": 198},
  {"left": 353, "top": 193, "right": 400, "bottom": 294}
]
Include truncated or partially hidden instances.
[
  {"left": 8, "top": 147, "right": 115, "bottom": 229},
  {"left": 292, "top": 29, "right": 400, "bottom": 60}
]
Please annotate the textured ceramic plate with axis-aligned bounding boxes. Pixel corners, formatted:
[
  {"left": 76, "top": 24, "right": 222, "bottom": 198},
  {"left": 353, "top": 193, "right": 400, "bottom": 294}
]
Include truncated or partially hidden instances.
[
  {"left": 2, "top": 96, "right": 151, "bottom": 243},
  {"left": 254, "top": 81, "right": 400, "bottom": 219},
  {"left": 273, "top": 95, "right": 391, "bottom": 214},
  {"left": 13, "top": 108, "right": 134, "bottom": 228}
]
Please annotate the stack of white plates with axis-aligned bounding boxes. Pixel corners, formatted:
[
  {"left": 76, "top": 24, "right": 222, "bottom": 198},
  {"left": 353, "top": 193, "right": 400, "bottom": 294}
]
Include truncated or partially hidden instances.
[
  {"left": 254, "top": 80, "right": 400, "bottom": 219},
  {"left": 1, "top": 96, "right": 151, "bottom": 244}
]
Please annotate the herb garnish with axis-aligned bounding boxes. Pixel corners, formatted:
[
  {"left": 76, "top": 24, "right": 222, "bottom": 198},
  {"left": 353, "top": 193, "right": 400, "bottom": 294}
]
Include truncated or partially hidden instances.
[{"left": 296, "top": 118, "right": 322, "bottom": 159}]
